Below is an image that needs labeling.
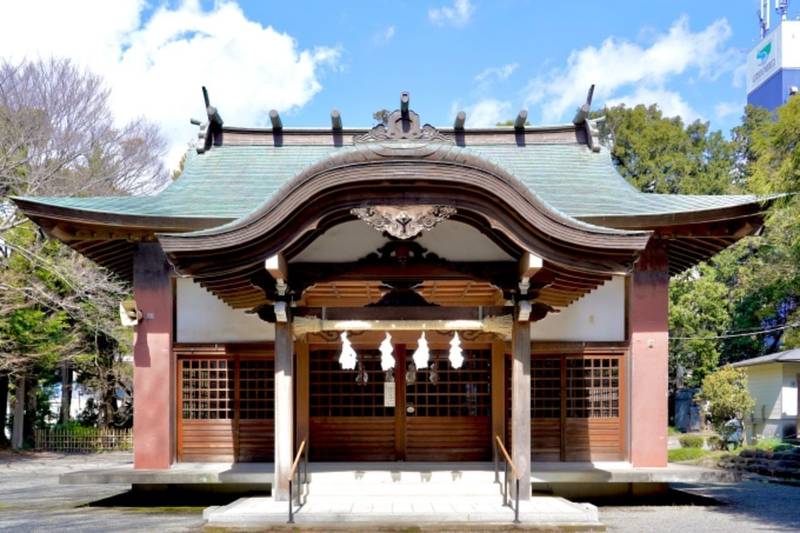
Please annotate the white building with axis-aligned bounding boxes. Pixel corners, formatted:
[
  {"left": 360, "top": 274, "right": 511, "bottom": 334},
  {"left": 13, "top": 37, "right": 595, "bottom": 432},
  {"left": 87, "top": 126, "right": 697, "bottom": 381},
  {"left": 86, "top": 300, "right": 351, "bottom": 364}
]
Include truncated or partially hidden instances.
[{"left": 734, "top": 349, "right": 800, "bottom": 440}]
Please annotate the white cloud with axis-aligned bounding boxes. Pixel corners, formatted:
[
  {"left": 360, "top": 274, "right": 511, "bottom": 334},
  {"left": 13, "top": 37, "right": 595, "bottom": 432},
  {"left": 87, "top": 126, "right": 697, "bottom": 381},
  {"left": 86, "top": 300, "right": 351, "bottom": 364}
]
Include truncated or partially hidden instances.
[
  {"left": 714, "top": 101, "right": 742, "bottom": 120},
  {"left": 607, "top": 87, "right": 701, "bottom": 122},
  {"left": 524, "top": 16, "right": 740, "bottom": 123},
  {"left": 455, "top": 99, "right": 512, "bottom": 127},
  {"left": 475, "top": 63, "right": 518, "bottom": 83},
  {"left": 0, "top": 0, "right": 339, "bottom": 168},
  {"left": 373, "top": 25, "right": 396, "bottom": 46},
  {"left": 429, "top": 0, "right": 475, "bottom": 28}
]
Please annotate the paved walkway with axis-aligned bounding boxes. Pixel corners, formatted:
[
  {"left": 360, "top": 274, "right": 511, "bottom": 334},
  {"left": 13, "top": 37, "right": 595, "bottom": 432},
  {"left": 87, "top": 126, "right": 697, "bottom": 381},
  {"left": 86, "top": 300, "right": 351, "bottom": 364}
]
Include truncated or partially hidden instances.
[{"left": 3, "top": 452, "right": 800, "bottom": 532}]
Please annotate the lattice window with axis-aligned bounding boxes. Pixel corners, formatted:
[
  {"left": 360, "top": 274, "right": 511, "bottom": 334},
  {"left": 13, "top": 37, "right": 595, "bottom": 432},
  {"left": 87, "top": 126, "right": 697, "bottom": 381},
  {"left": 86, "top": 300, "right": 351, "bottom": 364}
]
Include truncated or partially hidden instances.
[
  {"left": 531, "top": 358, "right": 561, "bottom": 418},
  {"left": 407, "top": 349, "right": 490, "bottom": 417},
  {"left": 566, "top": 357, "right": 620, "bottom": 418},
  {"left": 239, "top": 359, "right": 274, "bottom": 419},
  {"left": 310, "top": 350, "right": 395, "bottom": 417},
  {"left": 181, "top": 359, "right": 234, "bottom": 420}
]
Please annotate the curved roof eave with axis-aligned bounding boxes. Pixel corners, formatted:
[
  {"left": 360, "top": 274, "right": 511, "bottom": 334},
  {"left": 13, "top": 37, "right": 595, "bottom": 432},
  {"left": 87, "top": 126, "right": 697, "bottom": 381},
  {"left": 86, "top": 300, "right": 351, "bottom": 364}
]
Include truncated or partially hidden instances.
[{"left": 156, "top": 142, "right": 652, "bottom": 279}]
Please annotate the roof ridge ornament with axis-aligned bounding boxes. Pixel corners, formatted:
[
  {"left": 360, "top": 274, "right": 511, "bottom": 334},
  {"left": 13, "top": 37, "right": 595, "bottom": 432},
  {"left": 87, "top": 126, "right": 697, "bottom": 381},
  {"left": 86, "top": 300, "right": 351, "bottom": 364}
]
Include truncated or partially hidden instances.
[
  {"left": 354, "top": 92, "right": 453, "bottom": 144},
  {"left": 572, "top": 84, "right": 601, "bottom": 152},
  {"left": 350, "top": 204, "right": 457, "bottom": 239},
  {"left": 191, "top": 86, "right": 224, "bottom": 154}
]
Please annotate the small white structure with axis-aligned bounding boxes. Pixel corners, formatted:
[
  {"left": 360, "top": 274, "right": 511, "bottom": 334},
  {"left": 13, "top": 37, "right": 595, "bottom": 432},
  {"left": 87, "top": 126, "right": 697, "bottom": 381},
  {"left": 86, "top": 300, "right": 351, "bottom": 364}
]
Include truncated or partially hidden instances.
[{"left": 733, "top": 349, "right": 800, "bottom": 440}]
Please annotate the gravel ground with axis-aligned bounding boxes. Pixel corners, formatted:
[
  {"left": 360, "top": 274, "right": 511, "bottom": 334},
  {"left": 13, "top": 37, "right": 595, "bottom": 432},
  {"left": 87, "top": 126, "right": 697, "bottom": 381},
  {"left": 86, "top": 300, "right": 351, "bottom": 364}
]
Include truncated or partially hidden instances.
[
  {"left": 2, "top": 452, "right": 800, "bottom": 532},
  {"left": 601, "top": 481, "right": 800, "bottom": 532},
  {"left": 0, "top": 451, "right": 204, "bottom": 532}
]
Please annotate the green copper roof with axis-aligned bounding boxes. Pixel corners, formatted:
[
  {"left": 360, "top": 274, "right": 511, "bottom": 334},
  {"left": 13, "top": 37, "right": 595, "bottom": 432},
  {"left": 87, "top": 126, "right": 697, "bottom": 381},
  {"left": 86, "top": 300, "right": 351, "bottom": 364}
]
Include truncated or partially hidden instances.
[{"left": 17, "top": 142, "right": 763, "bottom": 223}]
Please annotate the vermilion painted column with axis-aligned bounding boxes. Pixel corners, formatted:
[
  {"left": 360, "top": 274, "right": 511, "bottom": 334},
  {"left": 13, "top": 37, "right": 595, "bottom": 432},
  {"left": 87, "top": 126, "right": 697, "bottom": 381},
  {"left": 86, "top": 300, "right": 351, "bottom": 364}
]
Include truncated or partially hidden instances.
[
  {"left": 629, "top": 239, "right": 669, "bottom": 467},
  {"left": 132, "top": 243, "right": 175, "bottom": 469}
]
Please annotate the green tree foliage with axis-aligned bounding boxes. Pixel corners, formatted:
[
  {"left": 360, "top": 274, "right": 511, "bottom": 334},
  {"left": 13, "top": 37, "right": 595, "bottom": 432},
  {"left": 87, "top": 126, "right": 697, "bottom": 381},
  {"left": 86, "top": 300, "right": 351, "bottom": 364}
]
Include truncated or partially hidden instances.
[
  {"left": 695, "top": 365, "right": 755, "bottom": 439},
  {"left": 596, "top": 104, "right": 734, "bottom": 194},
  {"left": 598, "top": 100, "right": 800, "bottom": 387},
  {"left": 669, "top": 264, "right": 731, "bottom": 386},
  {"left": 0, "top": 58, "right": 168, "bottom": 443}
]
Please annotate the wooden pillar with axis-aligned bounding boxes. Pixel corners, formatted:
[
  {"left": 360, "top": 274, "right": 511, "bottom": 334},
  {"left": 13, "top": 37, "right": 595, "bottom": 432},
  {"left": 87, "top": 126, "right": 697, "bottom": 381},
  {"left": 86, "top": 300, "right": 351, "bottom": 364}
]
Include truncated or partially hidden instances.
[
  {"left": 11, "top": 375, "right": 24, "bottom": 449},
  {"left": 273, "top": 319, "right": 294, "bottom": 501},
  {"left": 295, "top": 339, "right": 310, "bottom": 450},
  {"left": 629, "top": 240, "right": 669, "bottom": 467},
  {"left": 132, "top": 243, "right": 174, "bottom": 469},
  {"left": 511, "top": 318, "right": 531, "bottom": 500},
  {"left": 491, "top": 340, "right": 506, "bottom": 445}
]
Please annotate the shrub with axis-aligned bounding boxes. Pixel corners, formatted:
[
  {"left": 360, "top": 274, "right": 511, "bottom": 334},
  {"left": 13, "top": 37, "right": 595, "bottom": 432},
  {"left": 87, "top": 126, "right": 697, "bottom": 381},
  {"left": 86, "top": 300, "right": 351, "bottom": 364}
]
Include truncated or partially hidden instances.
[
  {"left": 669, "top": 447, "right": 708, "bottom": 462},
  {"left": 679, "top": 435, "right": 705, "bottom": 448},
  {"left": 695, "top": 365, "right": 755, "bottom": 444},
  {"left": 752, "top": 437, "right": 783, "bottom": 452},
  {"left": 707, "top": 435, "right": 723, "bottom": 450}
]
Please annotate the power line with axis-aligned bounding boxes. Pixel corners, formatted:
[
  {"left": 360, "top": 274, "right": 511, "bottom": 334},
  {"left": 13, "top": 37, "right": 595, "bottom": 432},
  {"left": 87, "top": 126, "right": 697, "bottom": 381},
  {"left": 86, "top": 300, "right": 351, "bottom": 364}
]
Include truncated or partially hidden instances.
[{"left": 669, "top": 322, "right": 800, "bottom": 341}]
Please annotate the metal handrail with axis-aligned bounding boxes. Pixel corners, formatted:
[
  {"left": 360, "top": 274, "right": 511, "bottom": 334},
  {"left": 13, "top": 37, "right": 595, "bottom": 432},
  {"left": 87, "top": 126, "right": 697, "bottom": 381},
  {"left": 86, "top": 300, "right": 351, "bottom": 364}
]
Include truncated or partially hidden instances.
[
  {"left": 287, "top": 439, "right": 309, "bottom": 524},
  {"left": 493, "top": 435, "right": 521, "bottom": 524}
]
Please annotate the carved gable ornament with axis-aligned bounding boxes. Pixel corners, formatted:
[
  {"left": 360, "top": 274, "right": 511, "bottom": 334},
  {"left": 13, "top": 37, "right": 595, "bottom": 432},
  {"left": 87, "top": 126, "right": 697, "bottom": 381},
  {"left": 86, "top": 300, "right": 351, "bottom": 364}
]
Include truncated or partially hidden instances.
[
  {"left": 354, "top": 91, "right": 453, "bottom": 144},
  {"left": 351, "top": 205, "right": 457, "bottom": 240}
]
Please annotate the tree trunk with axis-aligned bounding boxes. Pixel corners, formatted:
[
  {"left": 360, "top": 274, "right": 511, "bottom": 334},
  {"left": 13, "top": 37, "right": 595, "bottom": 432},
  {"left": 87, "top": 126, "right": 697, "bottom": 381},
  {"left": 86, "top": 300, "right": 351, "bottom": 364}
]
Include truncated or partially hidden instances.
[
  {"left": 23, "top": 375, "right": 37, "bottom": 447},
  {"left": 11, "top": 375, "right": 25, "bottom": 449},
  {"left": 59, "top": 360, "right": 73, "bottom": 425},
  {"left": 0, "top": 372, "right": 9, "bottom": 446},
  {"left": 98, "top": 372, "right": 115, "bottom": 428}
]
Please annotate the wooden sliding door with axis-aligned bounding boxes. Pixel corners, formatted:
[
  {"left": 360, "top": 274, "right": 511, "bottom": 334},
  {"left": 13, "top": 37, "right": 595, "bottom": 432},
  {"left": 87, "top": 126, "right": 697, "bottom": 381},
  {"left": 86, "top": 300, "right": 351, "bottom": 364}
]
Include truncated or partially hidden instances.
[
  {"left": 309, "top": 349, "right": 396, "bottom": 461},
  {"left": 177, "top": 353, "right": 274, "bottom": 463},
  {"left": 308, "top": 344, "right": 492, "bottom": 462},
  {"left": 507, "top": 350, "right": 626, "bottom": 462},
  {"left": 405, "top": 348, "right": 492, "bottom": 461}
]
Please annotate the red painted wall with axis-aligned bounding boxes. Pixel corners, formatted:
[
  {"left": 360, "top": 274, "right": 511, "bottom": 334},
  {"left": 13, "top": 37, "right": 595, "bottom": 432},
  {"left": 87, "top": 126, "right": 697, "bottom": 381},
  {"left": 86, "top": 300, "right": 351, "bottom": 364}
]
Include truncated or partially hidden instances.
[
  {"left": 629, "top": 240, "right": 669, "bottom": 467},
  {"left": 132, "top": 243, "right": 175, "bottom": 469}
]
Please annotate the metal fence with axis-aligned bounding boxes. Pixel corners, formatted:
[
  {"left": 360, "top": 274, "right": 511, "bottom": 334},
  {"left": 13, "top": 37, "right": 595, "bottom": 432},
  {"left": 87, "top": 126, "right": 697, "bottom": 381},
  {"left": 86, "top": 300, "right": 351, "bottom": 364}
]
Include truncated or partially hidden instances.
[{"left": 34, "top": 428, "right": 132, "bottom": 452}]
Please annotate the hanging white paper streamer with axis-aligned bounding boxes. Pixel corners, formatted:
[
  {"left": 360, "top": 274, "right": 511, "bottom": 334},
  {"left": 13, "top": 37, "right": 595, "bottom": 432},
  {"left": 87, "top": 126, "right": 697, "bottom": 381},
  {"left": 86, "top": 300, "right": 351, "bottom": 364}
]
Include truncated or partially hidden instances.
[
  {"left": 449, "top": 332, "right": 464, "bottom": 369},
  {"left": 339, "top": 331, "right": 357, "bottom": 370},
  {"left": 413, "top": 331, "right": 430, "bottom": 369},
  {"left": 379, "top": 332, "right": 395, "bottom": 371}
]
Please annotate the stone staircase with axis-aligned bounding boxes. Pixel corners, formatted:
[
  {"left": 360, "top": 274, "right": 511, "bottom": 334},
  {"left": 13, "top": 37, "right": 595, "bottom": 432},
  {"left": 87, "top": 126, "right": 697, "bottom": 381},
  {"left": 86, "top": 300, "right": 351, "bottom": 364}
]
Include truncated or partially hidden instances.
[{"left": 203, "top": 463, "right": 603, "bottom": 529}]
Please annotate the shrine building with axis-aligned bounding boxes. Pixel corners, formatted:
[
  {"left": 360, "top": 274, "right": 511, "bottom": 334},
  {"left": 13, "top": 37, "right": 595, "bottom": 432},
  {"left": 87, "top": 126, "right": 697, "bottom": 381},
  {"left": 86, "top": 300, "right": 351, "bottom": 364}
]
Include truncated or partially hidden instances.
[{"left": 13, "top": 91, "right": 768, "bottom": 502}]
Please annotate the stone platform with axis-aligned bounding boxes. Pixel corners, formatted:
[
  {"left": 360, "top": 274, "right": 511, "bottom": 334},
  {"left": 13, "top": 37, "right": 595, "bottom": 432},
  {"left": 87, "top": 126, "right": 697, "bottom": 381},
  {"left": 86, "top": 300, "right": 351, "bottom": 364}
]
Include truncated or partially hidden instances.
[
  {"left": 59, "top": 460, "right": 738, "bottom": 487},
  {"left": 204, "top": 467, "right": 601, "bottom": 529},
  {"left": 203, "top": 495, "right": 601, "bottom": 529}
]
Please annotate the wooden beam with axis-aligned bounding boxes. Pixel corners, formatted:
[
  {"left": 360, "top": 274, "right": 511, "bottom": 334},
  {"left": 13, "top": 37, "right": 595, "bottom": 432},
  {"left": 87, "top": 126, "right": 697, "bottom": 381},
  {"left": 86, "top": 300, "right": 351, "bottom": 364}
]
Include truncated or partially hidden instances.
[
  {"left": 491, "top": 339, "right": 506, "bottom": 453},
  {"left": 273, "top": 319, "right": 293, "bottom": 501},
  {"left": 520, "top": 252, "right": 544, "bottom": 280},
  {"left": 454, "top": 111, "right": 466, "bottom": 130},
  {"left": 514, "top": 110, "right": 528, "bottom": 130},
  {"left": 291, "top": 306, "right": 511, "bottom": 321},
  {"left": 400, "top": 91, "right": 410, "bottom": 118},
  {"left": 511, "top": 317, "right": 531, "bottom": 500},
  {"left": 572, "top": 84, "right": 595, "bottom": 125},
  {"left": 295, "top": 339, "right": 310, "bottom": 452},
  {"left": 269, "top": 109, "right": 283, "bottom": 130},
  {"left": 331, "top": 109, "right": 342, "bottom": 130},
  {"left": 265, "top": 253, "right": 288, "bottom": 280}
]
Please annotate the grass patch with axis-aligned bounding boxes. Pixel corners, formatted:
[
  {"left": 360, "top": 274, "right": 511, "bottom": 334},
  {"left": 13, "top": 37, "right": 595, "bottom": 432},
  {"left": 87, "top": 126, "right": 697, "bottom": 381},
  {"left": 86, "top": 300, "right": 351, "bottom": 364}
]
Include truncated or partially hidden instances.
[
  {"left": 679, "top": 434, "right": 705, "bottom": 448},
  {"left": 668, "top": 426, "right": 681, "bottom": 436},
  {"left": 669, "top": 447, "right": 709, "bottom": 462}
]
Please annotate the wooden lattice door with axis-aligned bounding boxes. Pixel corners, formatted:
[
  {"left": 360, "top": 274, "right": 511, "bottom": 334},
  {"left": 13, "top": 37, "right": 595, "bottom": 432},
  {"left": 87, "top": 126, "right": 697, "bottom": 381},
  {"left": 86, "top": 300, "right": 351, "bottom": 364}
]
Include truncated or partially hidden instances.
[
  {"left": 308, "top": 344, "right": 492, "bottom": 462},
  {"left": 309, "top": 349, "right": 397, "bottom": 461},
  {"left": 405, "top": 348, "right": 492, "bottom": 461}
]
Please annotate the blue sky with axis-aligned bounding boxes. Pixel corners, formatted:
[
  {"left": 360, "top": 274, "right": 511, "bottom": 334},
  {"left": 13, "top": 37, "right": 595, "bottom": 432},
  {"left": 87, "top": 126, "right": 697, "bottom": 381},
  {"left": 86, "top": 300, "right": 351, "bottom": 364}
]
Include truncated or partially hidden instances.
[
  {"left": 241, "top": 0, "right": 768, "bottom": 129},
  {"left": 0, "top": 1, "right": 792, "bottom": 166}
]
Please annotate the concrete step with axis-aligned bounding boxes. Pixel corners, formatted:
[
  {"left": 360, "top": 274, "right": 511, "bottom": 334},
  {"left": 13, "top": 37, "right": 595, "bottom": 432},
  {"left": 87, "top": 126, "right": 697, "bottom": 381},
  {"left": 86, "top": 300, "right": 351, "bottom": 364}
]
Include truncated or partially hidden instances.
[
  {"left": 306, "top": 469, "right": 503, "bottom": 496},
  {"left": 204, "top": 495, "right": 603, "bottom": 529}
]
